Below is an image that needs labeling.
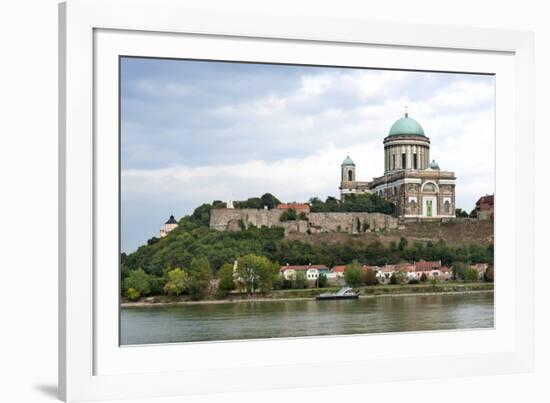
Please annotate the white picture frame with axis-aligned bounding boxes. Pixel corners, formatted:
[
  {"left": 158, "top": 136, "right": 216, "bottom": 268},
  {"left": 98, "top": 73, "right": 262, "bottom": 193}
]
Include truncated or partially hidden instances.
[{"left": 59, "top": 0, "right": 534, "bottom": 401}]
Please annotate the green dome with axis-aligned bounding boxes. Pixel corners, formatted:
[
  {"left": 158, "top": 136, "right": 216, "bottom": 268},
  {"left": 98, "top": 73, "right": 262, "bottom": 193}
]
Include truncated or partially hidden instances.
[
  {"left": 428, "top": 160, "right": 440, "bottom": 170},
  {"left": 388, "top": 115, "right": 425, "bottom": 137},
  {"left": 341, "top": 155, "right": 355, "bottom": 166}
]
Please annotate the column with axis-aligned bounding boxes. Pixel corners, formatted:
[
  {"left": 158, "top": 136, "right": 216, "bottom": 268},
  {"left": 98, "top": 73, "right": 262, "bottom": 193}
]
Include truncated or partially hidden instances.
[{"left": 426, "top": 147, "right": 430, "bottom": 167}]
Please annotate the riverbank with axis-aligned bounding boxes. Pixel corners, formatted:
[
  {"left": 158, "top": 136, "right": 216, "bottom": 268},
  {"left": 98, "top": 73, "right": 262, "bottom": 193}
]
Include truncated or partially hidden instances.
[{"left": 121, "top": 282, "right": 493, "bottom": 307}]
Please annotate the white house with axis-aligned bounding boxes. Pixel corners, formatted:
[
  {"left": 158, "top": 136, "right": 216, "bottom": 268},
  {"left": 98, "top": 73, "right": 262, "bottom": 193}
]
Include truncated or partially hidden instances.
[{"left": 306, "top": 268, "right": 319, "bottom": 280}]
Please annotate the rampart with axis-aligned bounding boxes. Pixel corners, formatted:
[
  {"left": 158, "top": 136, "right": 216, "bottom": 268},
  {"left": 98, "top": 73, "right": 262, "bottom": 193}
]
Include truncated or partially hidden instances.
[{"left": 209, "top": 208, "right": 399, "bottom": 235}]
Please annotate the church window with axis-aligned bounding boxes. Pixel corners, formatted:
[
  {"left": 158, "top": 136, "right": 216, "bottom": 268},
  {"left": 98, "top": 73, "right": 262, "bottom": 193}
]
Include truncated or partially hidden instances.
[
  {"left": 401, "top": 153, "right": 406, "bottom": 169},
  {"left": 410, "top": 200, "right": 417, "bottom": 213},
  {"left": 444, "top": 200, "right": 450, "bottom": 213},
  {"left": 392, "top": 154, "right": 396, "bottom": 170},
  {"left": 413, "top": 153, "right": 418, "bottom": 169},
  {"left": 348, "top": 169, "right": 353, "bottom": 181}
]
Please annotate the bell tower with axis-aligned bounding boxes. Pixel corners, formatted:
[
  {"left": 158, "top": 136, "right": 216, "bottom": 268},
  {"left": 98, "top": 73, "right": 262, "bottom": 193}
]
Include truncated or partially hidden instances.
[{"left": 341, "top": 155, "right": 356, "bottom": 183}]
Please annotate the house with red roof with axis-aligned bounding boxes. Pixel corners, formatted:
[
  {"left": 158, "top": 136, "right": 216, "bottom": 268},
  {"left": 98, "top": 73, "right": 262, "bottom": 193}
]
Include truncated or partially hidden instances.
[
  {"left": 410, "top": 260, "right": 445, "bottom": 279},
  {"left": 330, "top": 265, "right": 347, "bottom": 278},
  {"left": 280, "top": 264, "right": 329, "bottom": 280}
]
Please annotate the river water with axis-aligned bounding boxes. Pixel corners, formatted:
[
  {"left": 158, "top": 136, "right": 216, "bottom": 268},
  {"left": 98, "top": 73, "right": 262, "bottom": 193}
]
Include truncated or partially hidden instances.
[{"left": 120, "top": 292, "right": 494, "bottom": 345}]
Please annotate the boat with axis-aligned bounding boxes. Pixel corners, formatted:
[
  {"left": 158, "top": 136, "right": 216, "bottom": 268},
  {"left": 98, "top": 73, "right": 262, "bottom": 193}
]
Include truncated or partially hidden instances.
[{"left": 316, "top": 287, "right": 359, "bottom": 300}]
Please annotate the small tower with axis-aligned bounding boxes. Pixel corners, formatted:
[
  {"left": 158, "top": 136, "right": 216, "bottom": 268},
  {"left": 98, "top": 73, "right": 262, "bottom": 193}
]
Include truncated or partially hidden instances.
[
  {"left": 341, "top": 154, "right": 356, "bottom": 183},
  {"left": 159, "top": 215, "right": 178, "bottom": 238}
]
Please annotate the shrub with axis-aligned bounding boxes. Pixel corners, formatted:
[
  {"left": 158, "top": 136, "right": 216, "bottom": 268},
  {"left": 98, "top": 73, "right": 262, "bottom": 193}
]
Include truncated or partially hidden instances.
[
  {"left": 420, "top": 272, "right": 428, "bottom": 282},
  {"left": 390, "top": 271, "right": 407, "bottom": 285},
  {"left": 364, "top": 268, "right": 378, "bottom": 286},
  {"left": 409, "top": 278, "right": 420, "bottom": 284},
  {"left": 279, "top": 208, "right": 297, "bottom": 222},
  {"left": 123, "top": 268, "right": 152, "bottom": 297},
  {"left": 463, "top": 268, "right": 479, "bottom": 283},
  {"left": 126, "top": 287, "right": 140, "bottom": 301},
  {"left": 272, "top": 275, "right": 284, "bottom": 290}
]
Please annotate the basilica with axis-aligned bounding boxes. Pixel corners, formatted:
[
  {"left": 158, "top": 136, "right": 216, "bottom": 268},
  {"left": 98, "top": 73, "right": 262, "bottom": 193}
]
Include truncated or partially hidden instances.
[{"left": 339, "top": 112, "right": 456, "bottom": 219}]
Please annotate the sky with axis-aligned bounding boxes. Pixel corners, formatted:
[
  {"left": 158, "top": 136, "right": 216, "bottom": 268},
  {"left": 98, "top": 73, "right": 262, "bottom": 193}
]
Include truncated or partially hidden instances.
[{"left": 121, "top": 57, "right": 495, "bottom": 253}]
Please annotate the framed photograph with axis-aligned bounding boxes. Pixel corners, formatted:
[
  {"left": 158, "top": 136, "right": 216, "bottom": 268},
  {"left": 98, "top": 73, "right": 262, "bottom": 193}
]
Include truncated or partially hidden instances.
[{"left": 59, "top": 0, "right": 534, "bottom": 401}]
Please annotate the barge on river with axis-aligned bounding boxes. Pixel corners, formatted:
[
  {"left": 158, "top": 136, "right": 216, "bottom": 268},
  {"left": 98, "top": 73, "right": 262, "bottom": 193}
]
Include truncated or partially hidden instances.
[{"left": 316, "top": 287, "right": 359, "bottom": 300}]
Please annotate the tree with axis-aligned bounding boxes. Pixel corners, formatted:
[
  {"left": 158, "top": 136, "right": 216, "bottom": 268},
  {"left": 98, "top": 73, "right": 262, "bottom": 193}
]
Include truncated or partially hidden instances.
[
  {"left": 420, "top": 272, "right": 428, "bottom": 282},
  {"left": 364, "top": 268, "right": 378, "bottom": 286},
  {"left": 216, "top": 263, "right": 235, "bottom": 297},
  {"left": 485, "top": 266, "right": 494, "bottom": 282},
  {"left": 469, "top": 208, "right": 477, "bottom": 219},
  {"left": 123, "top": 268, "right": 152, "bottom": 298},
  {"left": 398, "top": 237, "right": 408, "bottom": 251},
  {"left": 260, "top": 193, "right": 281, "bottom": 209},
  {"left": 298, "top": 212, "right": 308, "bottom": 221},
  {"left": 236, "top": 254, "right": 279, "bottom": 293},
  {"left": 187, "top": 256, "right": 212, "bottom": 300},
  {"left": 455, "top": 208, "right": 469, "bottom": 218},
  {"left": 191, "top": 203, "right": 214, "bottom": 226},
  {"left": 318, "top": 273, "right": 328, "bottom": 288},
  {"left": 212, "top": 200, "right": 227, "bottom": 209},
  {"left": 163, "top": 268, "right": 189, "bottom": 296},
  {"left": 344, "top": 262, "right": 364, "bottom": 287},
  {"left": 294, "top": 271, "right": 307, "bottom": 289},
  {"left": 463, "top": 267, "right": 479, "bottom": 283},
  {"left": 147, "top": 236, "right": 160, "bottom": 245},
  {"left": 452, "top": 262, "right": 468, "bottom": 280}
]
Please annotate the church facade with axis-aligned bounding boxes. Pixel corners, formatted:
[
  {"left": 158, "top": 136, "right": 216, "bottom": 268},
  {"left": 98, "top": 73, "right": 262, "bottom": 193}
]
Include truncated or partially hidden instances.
[{"left": 339, "top": 113, "right": 456, "bottom": 219}]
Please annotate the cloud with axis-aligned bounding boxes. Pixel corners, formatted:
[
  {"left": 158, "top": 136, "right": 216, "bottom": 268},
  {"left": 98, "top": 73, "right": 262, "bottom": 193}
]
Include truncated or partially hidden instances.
[{"left": 120, "top": 58, "right": 495, "bottom": 252}]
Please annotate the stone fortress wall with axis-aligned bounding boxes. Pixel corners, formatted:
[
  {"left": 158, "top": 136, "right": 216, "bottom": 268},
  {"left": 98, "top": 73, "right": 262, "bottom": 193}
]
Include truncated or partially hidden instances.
[{"left": 210, "top": 208, "right": 400, "bottom": 235}]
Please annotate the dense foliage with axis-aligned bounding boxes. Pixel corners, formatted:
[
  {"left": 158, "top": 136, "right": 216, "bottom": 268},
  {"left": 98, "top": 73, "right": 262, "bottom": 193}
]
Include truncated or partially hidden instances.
[
  {"left": 309, "top": 194, "right": 395, "bottom": 215},
  {"left": 344, "top": 262, "right": 364, "bottom": 287},
  {"left": 233, "top": 193, "right": 281, "bottom": 209}
]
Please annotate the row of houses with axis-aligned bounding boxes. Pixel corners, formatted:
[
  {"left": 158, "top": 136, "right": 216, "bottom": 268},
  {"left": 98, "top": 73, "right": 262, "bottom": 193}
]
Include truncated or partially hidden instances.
[{"left": 280, "top": 262, "right": 490, "bottom": 282}]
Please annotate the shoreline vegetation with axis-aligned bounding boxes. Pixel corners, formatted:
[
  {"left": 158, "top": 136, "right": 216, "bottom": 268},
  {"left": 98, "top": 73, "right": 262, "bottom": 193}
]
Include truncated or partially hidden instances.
[{"left": 121, "top": 282, "right": 494, "bottom": 307}]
